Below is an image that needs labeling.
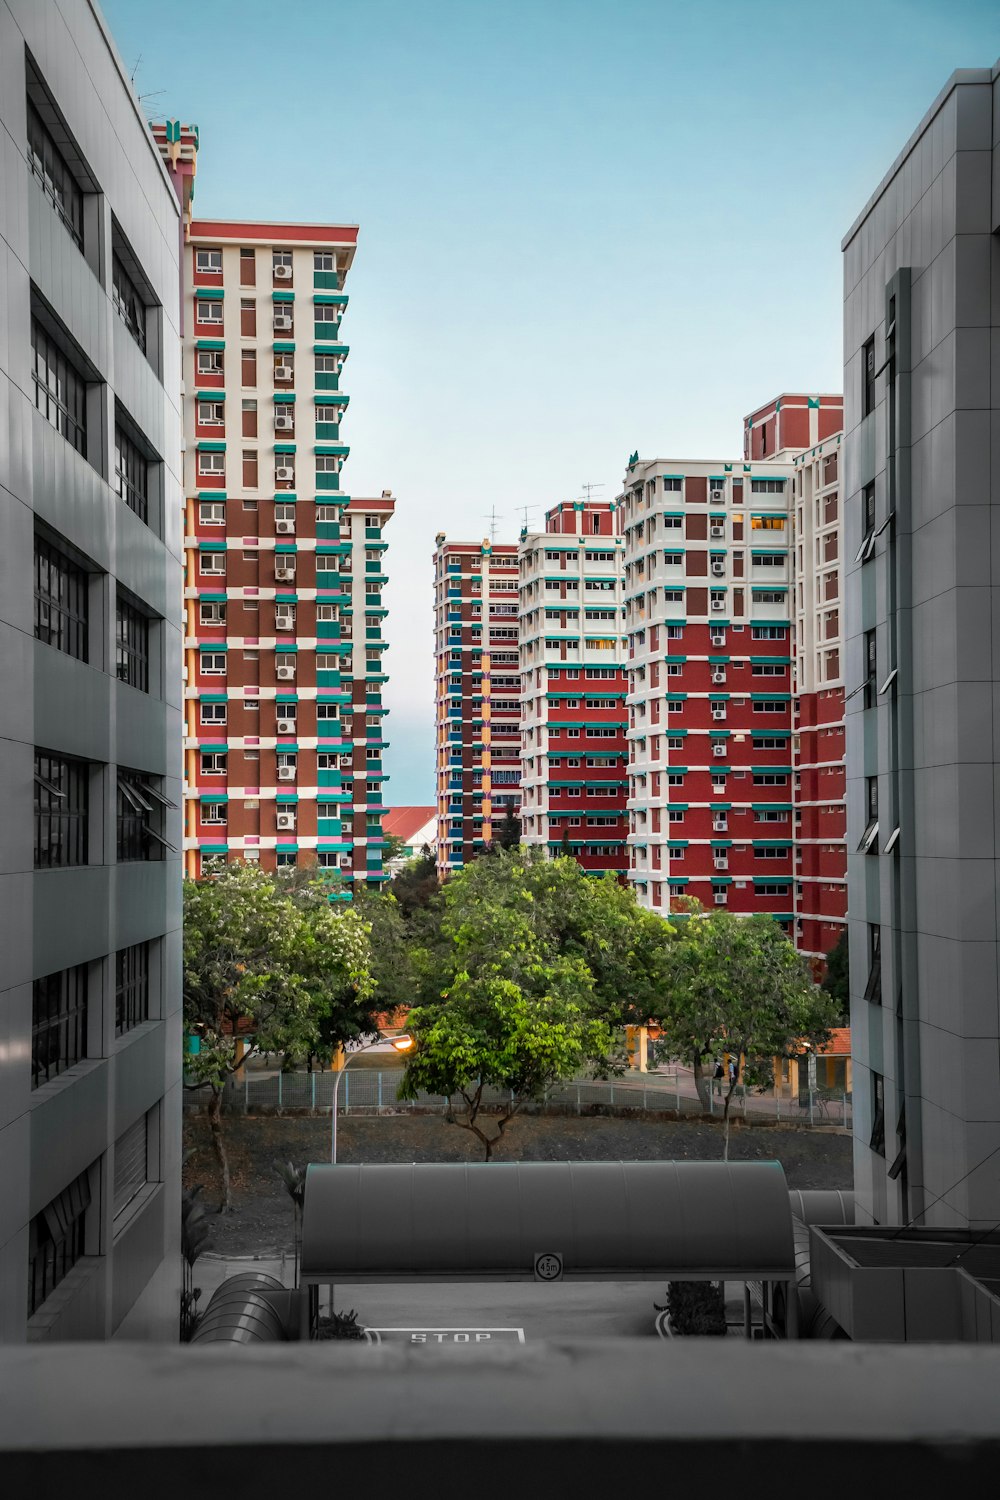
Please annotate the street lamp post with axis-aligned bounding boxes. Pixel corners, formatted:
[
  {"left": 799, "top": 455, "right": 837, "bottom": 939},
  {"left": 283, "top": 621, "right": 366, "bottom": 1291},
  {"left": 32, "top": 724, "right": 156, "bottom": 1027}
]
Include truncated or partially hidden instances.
[{"left": 331, "top": 1031, "right": 412, "bottom": 1164}]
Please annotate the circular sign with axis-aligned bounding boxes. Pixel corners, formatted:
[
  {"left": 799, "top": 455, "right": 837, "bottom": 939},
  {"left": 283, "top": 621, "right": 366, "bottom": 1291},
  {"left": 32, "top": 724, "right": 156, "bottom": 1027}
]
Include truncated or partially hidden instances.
[{"left": 534, "top": 1251, "right": 564, "bottom": 1281}]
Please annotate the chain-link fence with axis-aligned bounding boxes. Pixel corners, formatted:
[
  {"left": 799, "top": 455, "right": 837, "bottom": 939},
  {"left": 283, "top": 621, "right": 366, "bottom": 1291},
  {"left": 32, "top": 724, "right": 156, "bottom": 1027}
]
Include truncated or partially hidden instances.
[{"left": 183, "top": 1067, "right": 851, "bottom": 1130}]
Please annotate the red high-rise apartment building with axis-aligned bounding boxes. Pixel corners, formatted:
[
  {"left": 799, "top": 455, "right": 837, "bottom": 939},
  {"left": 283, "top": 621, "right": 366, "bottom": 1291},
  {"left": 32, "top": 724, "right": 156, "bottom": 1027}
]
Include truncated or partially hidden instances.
[
  {"left": 155, "top": 124, "right": 395, "bottom": 884},
  {"left": 518, "top": 502, "right": 628, "bottom": 876},
  {"left": 433, "top": 537, "right": 521, "bottom": 875},
  {"left": 620, "top": 395, "right": 844, "bottom": 951}
]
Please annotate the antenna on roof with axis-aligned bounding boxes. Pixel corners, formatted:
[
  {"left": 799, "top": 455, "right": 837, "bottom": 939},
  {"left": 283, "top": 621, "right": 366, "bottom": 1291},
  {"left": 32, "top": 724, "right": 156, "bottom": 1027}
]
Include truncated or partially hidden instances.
[
  {"left": 580, "top": 481, "right": 605, "bottom": 504},
  {"left": 516, "top": 504, "right": 538, "bottom": 529},
  {"left": 484, "top": 506, "right": 502, "bottom": 543}
]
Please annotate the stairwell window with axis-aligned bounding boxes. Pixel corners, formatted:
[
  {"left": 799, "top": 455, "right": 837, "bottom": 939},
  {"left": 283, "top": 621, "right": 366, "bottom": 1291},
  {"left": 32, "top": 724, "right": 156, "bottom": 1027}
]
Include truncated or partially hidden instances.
[
  {"left": 116, "top": 594, "right": 149, "bottom": 691},
  {"left": 35, "top": 752, "right": 88, "bottom": 867},
  {"left": 863, "top": 336, "right": 876, "bottom": 417},
  {"left": 32, "top": 964, "right": 88, "bottom": 1088},
  {"left": 26, "top": 96, "right": 84, "bottom": 250},
  {"left": 28, "top": 1170, "right": 91, "bottom": 1317},
  {"left": 117, "top": 771, "right": 177, "bottom": 861},
  {"left": 116, "top": 941, "right": 151, "bottom": 1035},
  {"left": 115, "top": 425, "right": 149, "bottom": 522},
  {"left": 35, "top": 534, "right": 88, "bottom": 662}
]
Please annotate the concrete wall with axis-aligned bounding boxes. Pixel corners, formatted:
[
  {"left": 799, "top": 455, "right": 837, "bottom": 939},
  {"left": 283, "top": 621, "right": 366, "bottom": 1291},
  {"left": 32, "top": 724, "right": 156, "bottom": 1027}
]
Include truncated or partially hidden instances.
[
  {"left": 842, "top": 64, "right": 1000, "bottom": 1227},
  {"left": 0, "top": 0, "right": 182, "bottom": 1339}
]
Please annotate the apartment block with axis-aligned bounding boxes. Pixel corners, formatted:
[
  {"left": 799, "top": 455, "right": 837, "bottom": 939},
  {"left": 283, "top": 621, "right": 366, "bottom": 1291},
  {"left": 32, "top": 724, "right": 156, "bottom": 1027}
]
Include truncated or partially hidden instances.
[
  {"left": 619, "top": 395, "right": 843, "bottom": 926},
  {"left": 518, "top": 502, "right": 628, "bottom": 876},
  {"left": 790, "top": 433, "right": 847, "bottom": 967},
  {"left": 153, "top": 127, "right": 394, "bottom": 885},
  {"left": 842, "top": 62, "right": 1000, "bottom": 1229},
  {"left": 433, "top": 538, "right": 521, "bottom": 875},
  {"left": 0, "top": 3, "right": 184, "bottom": 1340}
]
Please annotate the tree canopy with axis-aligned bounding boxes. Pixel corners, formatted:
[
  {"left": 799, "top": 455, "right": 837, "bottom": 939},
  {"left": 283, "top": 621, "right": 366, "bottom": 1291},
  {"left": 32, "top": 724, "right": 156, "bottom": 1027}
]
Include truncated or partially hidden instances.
[
  {"left": 652, "top": 903, "right": 840, "bottom": 1155},
  {"left": 183, "top": 864, "right": 377, "bottom": 1206}
]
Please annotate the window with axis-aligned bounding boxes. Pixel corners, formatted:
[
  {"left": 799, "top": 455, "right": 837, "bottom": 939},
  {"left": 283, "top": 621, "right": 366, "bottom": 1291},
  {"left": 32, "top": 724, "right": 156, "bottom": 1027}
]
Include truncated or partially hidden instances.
[
  {"left": 197, "top": 451, "right": 225, "bottom": 479},
  {"left": 26, "top": 99, "right": 83, "bottom": 249},
  {"left": 750, "top": 515, "right": 786, "bottom": 530},
  {"left": 752, "top": 773, "right": 788, "bottom": 785},
  {"left": 34, "top": 535, "right": 88, "bottom": 661},
  {"left": 273, "top": 251, "right": 293, "bottom": 278},
  {"left": 200, "top": 702, "right": 227, "bottom": 725},
  {"left": 117, "top": 771, "right": 177, "bottom": 861},
  {"left": 197, "top": 349, "right": 223, "bottom": 377},
  {"left": 32, "top": 318, "right": 86, "bottom": 455},
  {"left": 196, "top": 299, "right": 223, "bottom": 325},
  {"left": 750, "top": 479, "right": 784, "bottom": 495},
  {"left": 752, "top": 553, "right": 786, "bottom": 568},
  {"left": 315, "top": 303, "right": 338, "bottom": 324},
  {"left": 752, "top": 663, "right": 785, "bottom": 677},
  {"left": 752, "top": 626, "right": 786, "bottom": 640},
  {"left": 113, "top": 1113, "right": 149, "bottom": 1219},
  {"left": 864, "top": 629, "right": 877, "bottom": 708},
  {"left": 857, "top": 483, "right": 877, "bottom": 563},
  {"left": 35, "top": 752, "right": 88, "bottom": 868},
  {"left": 196, "top": 249, "right": 223, "bottom": 274},
  {"left": 199, "top": 501, "right": 226, "bottom": 526},
  {"left": 32, "top": 962, "right": 88, "bottom": 1088},
  {"left": 112, "top": 254, "right": 147, "bottom": 353},
  {"left": 199, "top": 552, "right": 226, "bottom": 576},
  {"left": 242, "top": 350, "right": 257, "bottom": 386},
  {"left": 115, "top": 425, "right": 149, "bottom": 522},
  {"left": 242, "top": 450, "right": 258, "bottom": 488},
  {"left": 753, "top": 700, "right": 786, "bottom": 714},
  {"left": 201, "top": 800, "right": 227, "bottom": 824},
  {"left": 116, "top": 942, "right": 150, "bottom": 1036},
  {"left": 239, "top": 248, "right": 256, "bottom": 285},
  {"left": 199, "top": 602, "right": 226, "bottom": 627},
  {"left": 314, "top": 251, "right": 336, "bottom": 274},
  {"left": 28, "top": 1170, "right": 90, "bottom": 1317},
  {"left": 200, "top": 753, "right": 228, "bottom": 778},
  {"left": 116, "top": 595, "right": 149, "bottom": 691},
  {"left": 859, "top": 776, "right": 879, "bottom": 853},
  {"left": 862, "top": 335, "right": 876, "bottom": 417},
  {"left": 864, "top": 926, "right": 882, "bottom": 1005},
  {"left": 316, "top": 354, "right": 339, "bottom": 377},
  {"left": 869, "top": 1071, "right": 886, "bottom": 1155},
  {"left": 198, "top": 400, "right": 224, "bottom": 427}
]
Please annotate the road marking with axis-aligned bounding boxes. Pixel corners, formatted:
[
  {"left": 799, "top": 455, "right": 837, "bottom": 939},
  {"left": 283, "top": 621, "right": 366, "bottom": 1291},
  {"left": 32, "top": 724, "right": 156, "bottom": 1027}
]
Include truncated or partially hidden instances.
[{"left": 364, "top": 1327, "right": 526, "bottom": 1346}]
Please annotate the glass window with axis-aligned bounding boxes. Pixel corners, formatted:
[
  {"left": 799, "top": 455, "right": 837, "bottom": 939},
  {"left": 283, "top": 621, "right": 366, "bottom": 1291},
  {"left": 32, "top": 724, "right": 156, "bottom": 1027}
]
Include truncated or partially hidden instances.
[
  {"left": 863, "top": 335, "right": 876, "bottom": 417},
  {"left": 34, "top": 752, "right": 88, "bottom": 867},
  {"left": 117, "top": 770, "right": 176, "bottom": 862},
  {"left": 28, "top": 1169, "right": 90, "bottom": 1317},
  {"left": 32, "top": 318, "right": 86, "bottom": 454},
  {"left": 112, "top": 253, "right": 146, "bottom": 352},
  {"left": 34, "top": 535, "right": 88, "bottom": 661},
  {"left": 26, "top": 99, "right": 83, "bottom": 249},
  {"left": 115, "top": 425, "right": 149, "bottom": 523},
  {"left": 32, "top": 964, "right": 88, "bottom": 1088},
  {"left": 116, "top": 595, "right": 149, "bottom": 691},
  {"left": 196, "top": 249, "right": 222, "bottom": 273},
  {"left": 116, "top": 941, "right": 150, "bottom": 1036},
  {"left": 113, "top": 1113, "right": 149, "bottom": 1219}
]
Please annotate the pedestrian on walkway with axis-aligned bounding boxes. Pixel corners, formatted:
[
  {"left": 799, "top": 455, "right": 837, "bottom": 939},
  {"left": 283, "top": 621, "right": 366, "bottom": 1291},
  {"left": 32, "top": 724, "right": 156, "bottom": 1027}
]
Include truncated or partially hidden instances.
[{"left": 728, "top": 1058, "right": 738, "bottom": 1087}]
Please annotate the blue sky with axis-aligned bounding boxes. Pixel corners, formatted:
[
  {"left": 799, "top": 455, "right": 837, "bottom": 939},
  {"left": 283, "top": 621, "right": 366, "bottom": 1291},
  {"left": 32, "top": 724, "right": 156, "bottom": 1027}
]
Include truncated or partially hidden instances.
[{"left": 103, "top": 0, "right": 999, "bottom": 803}]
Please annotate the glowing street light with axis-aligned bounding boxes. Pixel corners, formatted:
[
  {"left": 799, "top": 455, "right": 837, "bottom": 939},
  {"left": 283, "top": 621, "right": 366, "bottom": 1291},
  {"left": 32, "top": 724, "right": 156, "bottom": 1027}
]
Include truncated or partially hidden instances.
[{"left": 330, "top": 1031, "right": 413, "bottom": 1163}]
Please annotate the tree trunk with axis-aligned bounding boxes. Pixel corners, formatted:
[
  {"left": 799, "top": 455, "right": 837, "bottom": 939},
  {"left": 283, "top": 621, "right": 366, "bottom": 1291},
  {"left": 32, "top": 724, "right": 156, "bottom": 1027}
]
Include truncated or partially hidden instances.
[
  {"left": 722, "top": 1077, "right": 738, "bottom": 1161},
  {"left": 692, "top": 1055, "right": 711, "bottom": 1111},
  {"left": 207, "top": 1086, "right": 232, "bottom": 1212}
]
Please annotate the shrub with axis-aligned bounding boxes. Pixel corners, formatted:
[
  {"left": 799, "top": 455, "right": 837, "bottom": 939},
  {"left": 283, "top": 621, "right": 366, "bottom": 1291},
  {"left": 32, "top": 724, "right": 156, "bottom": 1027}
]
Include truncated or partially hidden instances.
[{"left": 663, "top": 1280, "right": 727, "bottom": 1336}]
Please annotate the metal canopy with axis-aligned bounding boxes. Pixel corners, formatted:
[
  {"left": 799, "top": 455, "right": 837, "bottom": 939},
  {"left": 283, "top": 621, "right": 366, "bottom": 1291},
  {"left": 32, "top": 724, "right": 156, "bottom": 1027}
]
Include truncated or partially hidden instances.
[{"left": 300, "top": 1160, "right": 796, "bottom": 1284}]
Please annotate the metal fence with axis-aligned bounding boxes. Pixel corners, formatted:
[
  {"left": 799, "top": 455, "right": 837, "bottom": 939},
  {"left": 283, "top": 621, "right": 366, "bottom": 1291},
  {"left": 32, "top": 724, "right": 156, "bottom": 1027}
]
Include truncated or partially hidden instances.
[{"left": 187, "top": 1067, "right": 851, "bottom": 1130}]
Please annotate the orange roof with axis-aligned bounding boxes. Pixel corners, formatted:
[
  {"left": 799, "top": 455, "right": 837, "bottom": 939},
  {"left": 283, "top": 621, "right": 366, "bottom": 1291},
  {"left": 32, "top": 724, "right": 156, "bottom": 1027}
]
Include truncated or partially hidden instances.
[
  {"left": 382, "top": 806, "right": 436, "bottom": 844},
  {"left": 820, "top": 1027, "right": 851, "bottom": 1056}
]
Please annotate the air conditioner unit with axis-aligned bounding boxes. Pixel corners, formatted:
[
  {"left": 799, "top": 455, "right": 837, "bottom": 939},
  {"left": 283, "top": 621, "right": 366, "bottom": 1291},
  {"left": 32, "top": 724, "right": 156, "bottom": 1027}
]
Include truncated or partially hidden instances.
[
  {"left": 711, "top": 562, "right": 725, "bottom": 577},
  {"left": 275, "top": 415, "right": 294, "bottom": 431},
  {"left": 713, "top": 821, "right": 728, "bottom": 832},
  {"left": 710, "top": 633, "right": 725, "bottom": 646},
  {"left": 274, "top": 265, "right": 292, "bottom": 280},
  {"left": 276, "top": 718, "right": 296, "bottom": 734},
  {"left": 711, "top": 670, "right": 726, "bottom": 684},
  {"left": 274, "top": 365, "right": 293, "bottom": 382},
  {"left": 710, "top": 489, "right": 724, "bottom": 501},
  {"left": 274, "top": 564, "right": 295, "bottom": 580},
  {"left": 277, "top": 765, "right": 296, "bottom": 781},
  {"left": 339, "top": 855, "right": 352, "bottom": 869},
  {"left": 714, "top": 857, "right": 729, "bottom": 871},
  {"left": 714, "top": 892, "right": 728, "bottom": 905},
  {"left": 711, "top": 708, "right": 726, "bottom": 721},
  {"left": 711, "top": 600, "right": 725, "bottom": 612},
  {"left": 276, "top": 519, "right": 295, "bottom": 534},
  {"left": 275, "top": 613, "right": 294, "bottom": 632},
  {"left": 276, "top": 466, "right": 295, "bottom": 482},
  {"left": 710, "top": 524, "right": 725, "bottom": 538},
  {"left": 273, "top": 314, "right": 293, "bottom": 331},
  {"left": 275, "top": 812, "right": 296, "bottom": 830},
  {"left": 712, "top": 743, "right": 726, "bottom": 757},
  {"left": 276, "top": 665, "right": 296, "bottom": 680}
]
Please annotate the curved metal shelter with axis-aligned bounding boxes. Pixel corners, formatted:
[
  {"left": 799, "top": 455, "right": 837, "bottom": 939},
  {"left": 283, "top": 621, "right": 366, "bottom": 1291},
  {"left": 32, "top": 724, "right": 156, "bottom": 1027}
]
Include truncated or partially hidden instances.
[
  {"left": 190, "top": 1272, "right": 288, "bottom": 1345},
  {"left": 301, "top": 1160, "right": 796, "bottom": 1286}
]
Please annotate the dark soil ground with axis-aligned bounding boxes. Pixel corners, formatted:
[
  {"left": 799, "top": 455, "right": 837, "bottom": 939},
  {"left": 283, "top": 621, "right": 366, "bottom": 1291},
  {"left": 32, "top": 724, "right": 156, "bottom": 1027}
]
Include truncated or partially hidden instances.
[{"left": 184, "top": 1110, "right": 853, "bottom": 1256}]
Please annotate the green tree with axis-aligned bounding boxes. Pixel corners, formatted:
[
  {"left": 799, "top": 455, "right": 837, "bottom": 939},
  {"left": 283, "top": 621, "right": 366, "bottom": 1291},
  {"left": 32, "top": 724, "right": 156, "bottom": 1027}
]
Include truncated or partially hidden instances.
[
  {"left": 349, "top": 887, "right": 413, "bottom": 1013},
  {"left": 654, "top": 904, "right": 839, "bottom": 1158},
  {"left": 391, "top": 850, "right": 440, "bottom": 917},
  {"left": 492, "top": 805, "right": 521, "bottom": 850},
  {"left": 183, "top": 864, "right": 376, "bottom": 1209},
  {"left": 397, "top": 849, "right": 672, "bottom": 1156},
  {"left": 821, "top": 929, "right": 850, "bottom": 1024},
  {"left": 382, "top": 832, "right": 408, "bottom": 866}
]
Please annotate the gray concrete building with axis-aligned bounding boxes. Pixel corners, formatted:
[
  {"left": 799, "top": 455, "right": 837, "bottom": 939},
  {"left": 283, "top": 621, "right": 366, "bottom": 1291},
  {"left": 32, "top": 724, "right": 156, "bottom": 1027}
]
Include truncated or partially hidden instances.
[
  {"left": 843, "top": 63, "right": 1000, "bottom": 1229},
  {"left": 0, "top": 0, "right": 183, "bottom": 1339}
]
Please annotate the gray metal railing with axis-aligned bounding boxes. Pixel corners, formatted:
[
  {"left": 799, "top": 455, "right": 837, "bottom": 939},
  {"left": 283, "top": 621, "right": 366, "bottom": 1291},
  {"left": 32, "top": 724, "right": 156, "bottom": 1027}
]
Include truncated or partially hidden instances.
[{"left": 183, "top": 1067, "right": 851, "bottom": 1130}]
